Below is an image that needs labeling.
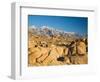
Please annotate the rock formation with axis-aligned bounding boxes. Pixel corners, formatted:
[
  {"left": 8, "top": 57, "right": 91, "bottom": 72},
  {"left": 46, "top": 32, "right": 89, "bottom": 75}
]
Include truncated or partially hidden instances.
[{"left": 28, "top": 27, "right": 88, "bottom": 66}]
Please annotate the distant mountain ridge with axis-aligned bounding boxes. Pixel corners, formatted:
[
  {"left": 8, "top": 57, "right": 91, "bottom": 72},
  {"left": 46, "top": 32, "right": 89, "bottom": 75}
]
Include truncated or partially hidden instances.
[{"left": 29, "top": 25, "right": 86, "bottom": 38}]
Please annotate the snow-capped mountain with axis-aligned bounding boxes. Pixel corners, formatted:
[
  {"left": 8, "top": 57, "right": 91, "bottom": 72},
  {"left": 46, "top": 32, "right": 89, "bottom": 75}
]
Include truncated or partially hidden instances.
[{"left": 29, "top": 25, "right": 83, "bottom": 38}]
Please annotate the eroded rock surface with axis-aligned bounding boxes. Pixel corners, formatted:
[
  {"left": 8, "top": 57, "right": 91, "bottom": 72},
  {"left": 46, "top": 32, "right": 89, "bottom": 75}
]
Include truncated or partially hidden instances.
[{"left": 28, "top": 28, "right": 88, "bottom": 66}]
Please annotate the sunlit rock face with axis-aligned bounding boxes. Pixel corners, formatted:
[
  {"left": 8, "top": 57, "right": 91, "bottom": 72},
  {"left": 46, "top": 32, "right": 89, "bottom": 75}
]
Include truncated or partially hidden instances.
[{"left": 28, "top": 27, "right": 88, "bottom": 66}]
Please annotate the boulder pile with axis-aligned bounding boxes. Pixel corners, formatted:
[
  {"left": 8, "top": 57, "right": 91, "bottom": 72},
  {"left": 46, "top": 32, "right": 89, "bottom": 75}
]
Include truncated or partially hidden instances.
[{"left": 28, "top": 35, "right": 88, "bottom": 66}]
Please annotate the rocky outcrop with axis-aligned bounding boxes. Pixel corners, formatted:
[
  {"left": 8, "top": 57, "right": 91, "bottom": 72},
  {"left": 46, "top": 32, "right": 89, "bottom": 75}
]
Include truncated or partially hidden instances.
[
  {"left": 70, "top": 54, "right": 88, "bottom": 64},
  {"left": 68, "top": 39, "right": 88, "bottom": 64},
  {"left": 76, "top": 41, "right": 86, "bottom": 56},
  {"left": 28, "top": 28, "right": 88, "bottom": 66}
]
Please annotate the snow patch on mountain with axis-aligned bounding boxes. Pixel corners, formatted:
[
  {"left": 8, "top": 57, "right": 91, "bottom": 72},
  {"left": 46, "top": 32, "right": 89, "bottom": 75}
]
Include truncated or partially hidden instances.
[{"left": 29, "top": 25, "right": 83, "bottom": 38}]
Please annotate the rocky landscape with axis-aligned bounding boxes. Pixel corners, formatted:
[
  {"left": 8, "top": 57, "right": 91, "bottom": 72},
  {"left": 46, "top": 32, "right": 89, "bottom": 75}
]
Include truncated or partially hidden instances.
[{"left": 28, "top": 26, "right": 88, "bottom": 66}]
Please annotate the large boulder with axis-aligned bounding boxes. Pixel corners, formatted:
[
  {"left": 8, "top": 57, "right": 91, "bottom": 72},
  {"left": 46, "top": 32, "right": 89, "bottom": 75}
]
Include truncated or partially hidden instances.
[
  {"left": 42, "top": 45, "right": 69, "bottom": 65},
  {"left": 28, "top": 47, "right": 42, "bottom": 65},
  {"left": 28, "top": 47, "right": 51, "bottom": 65},
  {"left": 36, "top": 47, "right": 50, "bottom": 63},
  {"left": 42, "top": 46, "right": 60, "bottom": 65},
  {"left": 70, "top": 55, "right": 88, "bottom": 64},
  {"left": 76, "top": 41, "right": 86, "bottom": 56}
]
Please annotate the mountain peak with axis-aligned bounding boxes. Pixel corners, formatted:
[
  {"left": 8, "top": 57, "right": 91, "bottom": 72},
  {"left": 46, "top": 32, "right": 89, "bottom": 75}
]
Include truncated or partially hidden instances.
[{"left": 29, "top": 25, "right": 82, "bottom": 38}]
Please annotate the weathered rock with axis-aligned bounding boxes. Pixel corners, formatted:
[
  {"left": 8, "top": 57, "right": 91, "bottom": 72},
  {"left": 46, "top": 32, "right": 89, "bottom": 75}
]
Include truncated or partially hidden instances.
[
  {"left": 40, "top": 41, "right": 48, "bottom": 47},
  {"left": 76, "top": 41, "right": 86, "bottom": 56},
  {"left": 41, "top": 45, "right": 69, "bottom": 65},
  {"left": 28, "top": 47, "right": 42, "bottom": 65},
  {"left": 42, "top": 46, "right": 60, "bottom": 65},
  {"left": 70, "top": 55, "right": 88, "bottom": 64},
  {"left": 48, "top": 59, "right": 64, "bottom": 65},
  {"left": 36, "top": 48, "right": 49, "bottom": 63},
  {"left": 57, "top": 56, "right": 71, "bottom": 64},
  {"left": 28, "top": 29, "right": 88, "bottom": 66},
  {"left": 68, "top": 41, "right": 76, "bottom": 56},
  {"left": 64, "top": 56, "right": 71, "bottom": 64}
]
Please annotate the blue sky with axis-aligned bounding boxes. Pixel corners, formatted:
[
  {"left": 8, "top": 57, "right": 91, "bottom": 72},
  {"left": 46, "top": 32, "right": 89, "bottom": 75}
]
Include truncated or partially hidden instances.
[{"left": 28, "top": 15, "right": 88, "bottom": 35}]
